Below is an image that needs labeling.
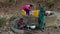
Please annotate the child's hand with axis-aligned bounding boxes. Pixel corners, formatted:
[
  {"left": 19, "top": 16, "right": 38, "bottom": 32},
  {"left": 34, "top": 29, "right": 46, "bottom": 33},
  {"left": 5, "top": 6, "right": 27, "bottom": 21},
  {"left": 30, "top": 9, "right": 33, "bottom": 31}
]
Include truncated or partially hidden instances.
[{"left": 44, "top": 23, "right": 46, "bottom": 26}]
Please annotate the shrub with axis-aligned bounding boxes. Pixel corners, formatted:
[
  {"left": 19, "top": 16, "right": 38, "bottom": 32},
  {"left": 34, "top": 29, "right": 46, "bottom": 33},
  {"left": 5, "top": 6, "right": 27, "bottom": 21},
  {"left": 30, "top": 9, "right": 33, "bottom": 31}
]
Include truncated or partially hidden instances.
[
  {"left": 9, "top": 0, "right": 14, "bottom": 3},
  {"left": 9, "top": 13, "right": 20, "bottom": 21},
  {"left": 46, "top": 0, "right": 54, "bottom": 8},
  {"left": 9, "top": 15, "right": 17, "bottom": 21},
  {"left": 0, "top": 17, "right": 7, "bottom": 27},
  {"left": 8, "top": 0, "right": 16, "bottom": 5}
]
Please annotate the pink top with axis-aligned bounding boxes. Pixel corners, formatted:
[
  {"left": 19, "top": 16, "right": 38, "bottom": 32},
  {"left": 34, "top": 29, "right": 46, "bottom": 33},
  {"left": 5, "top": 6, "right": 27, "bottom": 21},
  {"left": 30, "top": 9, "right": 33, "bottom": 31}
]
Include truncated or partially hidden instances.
[{"left": 22, "top": 5, "right": 30, "bottom": 10}]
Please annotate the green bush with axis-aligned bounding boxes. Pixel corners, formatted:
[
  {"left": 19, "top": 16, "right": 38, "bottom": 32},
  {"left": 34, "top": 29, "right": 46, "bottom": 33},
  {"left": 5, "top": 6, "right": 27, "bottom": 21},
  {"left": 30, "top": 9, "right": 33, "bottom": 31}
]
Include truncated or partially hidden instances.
[
  {"left": 46, "top": 0, "right": 54, "bottom": 8},
  {"left": 8, "top": 0, "right": 15, "bottom": 4},
  {"left": 0, "top": 17, "right": 7, "bottom": 27},
  {"left": 9, "top": 14, "right": 20, "bottom": 21},
  {"left": 9, "top": 15, "right": 17, "bottom": 21}
]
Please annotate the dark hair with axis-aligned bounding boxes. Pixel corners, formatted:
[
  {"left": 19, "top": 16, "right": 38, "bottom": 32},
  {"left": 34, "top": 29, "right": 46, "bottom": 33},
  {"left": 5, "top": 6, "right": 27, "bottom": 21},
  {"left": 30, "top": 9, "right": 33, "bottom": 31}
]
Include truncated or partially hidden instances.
[
  {"left": 20, "top": 18, "right": 23, "bottom": 20},
  {"left": 30, "top": 4, "right": 33, "bottom": 7}
]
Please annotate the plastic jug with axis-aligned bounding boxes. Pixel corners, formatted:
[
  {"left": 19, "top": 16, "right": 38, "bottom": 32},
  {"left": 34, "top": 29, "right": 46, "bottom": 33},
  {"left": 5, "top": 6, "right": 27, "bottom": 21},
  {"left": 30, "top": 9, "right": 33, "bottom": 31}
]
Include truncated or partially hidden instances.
[
  {"left": 22, "top": 10, "right": 26, "bottom": 15},
  {"left": 33, "top": 10, "right": 39, "bottom": 17}
]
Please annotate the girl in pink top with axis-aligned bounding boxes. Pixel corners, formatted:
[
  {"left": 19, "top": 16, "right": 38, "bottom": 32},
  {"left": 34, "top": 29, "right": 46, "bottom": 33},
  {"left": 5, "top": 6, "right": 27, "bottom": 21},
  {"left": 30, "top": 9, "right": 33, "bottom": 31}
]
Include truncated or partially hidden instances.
[{"left": 22, "top": 4, "right": 33, "bottom": 15}]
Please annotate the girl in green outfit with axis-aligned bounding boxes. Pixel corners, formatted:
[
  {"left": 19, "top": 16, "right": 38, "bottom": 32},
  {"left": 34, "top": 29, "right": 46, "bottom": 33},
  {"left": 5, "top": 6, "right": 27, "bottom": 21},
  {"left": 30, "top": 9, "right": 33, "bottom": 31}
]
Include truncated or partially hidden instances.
[{"left": 38, "top": 6, "right": 46, "bottom": 30}]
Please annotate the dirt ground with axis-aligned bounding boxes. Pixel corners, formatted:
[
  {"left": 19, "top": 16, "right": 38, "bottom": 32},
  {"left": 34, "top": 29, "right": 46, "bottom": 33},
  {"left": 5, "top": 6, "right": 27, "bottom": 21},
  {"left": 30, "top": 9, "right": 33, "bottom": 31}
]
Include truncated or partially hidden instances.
[
  {"left": 0, "top": 0, "right": 60, "bottom": 34},
  {"left": 0, "top": 10, "right": 60, "bottom": 34}
]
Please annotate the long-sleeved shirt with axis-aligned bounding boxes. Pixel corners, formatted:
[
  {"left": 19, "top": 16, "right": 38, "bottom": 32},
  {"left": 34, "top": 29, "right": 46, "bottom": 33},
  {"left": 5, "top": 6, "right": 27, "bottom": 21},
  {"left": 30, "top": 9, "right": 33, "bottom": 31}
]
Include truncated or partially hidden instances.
[{"left": 22, "top": 4, "right": 30, "bottom": 10}]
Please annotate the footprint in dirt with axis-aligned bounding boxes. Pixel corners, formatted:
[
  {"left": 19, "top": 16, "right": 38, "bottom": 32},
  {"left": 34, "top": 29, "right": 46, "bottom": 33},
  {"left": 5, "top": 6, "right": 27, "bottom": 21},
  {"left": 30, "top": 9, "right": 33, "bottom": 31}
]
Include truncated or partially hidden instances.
[{"left": 45, "top": 26, "right": 60, "bottom": 34}]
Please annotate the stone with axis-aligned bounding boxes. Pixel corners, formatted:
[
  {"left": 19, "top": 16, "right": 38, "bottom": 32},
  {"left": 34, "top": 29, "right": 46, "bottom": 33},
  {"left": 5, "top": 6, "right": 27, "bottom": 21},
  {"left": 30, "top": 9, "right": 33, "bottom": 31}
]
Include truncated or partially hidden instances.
[{"left": 8, "top": 31, "right": 15, "bottom": 34}]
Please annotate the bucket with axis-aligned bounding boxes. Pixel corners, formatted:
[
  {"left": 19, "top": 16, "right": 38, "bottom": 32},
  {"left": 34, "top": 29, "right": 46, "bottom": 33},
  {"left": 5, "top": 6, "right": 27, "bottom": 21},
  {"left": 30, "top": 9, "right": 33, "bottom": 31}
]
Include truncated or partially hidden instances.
[
  {"left": 33, "top": 10, "right": 39, "bottom": 17},
  {"left": 22, "top": 10, "right": 26, "bottom": 15},
  {"left": 10, "top": 18, "right": 25, "bottom": 34}
]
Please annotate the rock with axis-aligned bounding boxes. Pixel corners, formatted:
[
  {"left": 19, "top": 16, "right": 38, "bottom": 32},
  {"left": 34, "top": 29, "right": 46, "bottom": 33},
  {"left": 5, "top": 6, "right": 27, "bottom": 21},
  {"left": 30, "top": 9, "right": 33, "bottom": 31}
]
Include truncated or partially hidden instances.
[
  {"left": 59, "top": 26, "right": 60, "bottom": 28},
  {"left": 2, "top": 26, "right": 7, "bottom": 31},
  {"left": 8, "top": 31, "right": 15, "bottom": 34},
  {"left": 53, "top": 26, "right": 57, "bottom": 29},
  {"left": 2, "top": 32, "right": 9, "bottom": 34},
  {"left": 6, "top": 22, "right": 9, "bottom": 25}
]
